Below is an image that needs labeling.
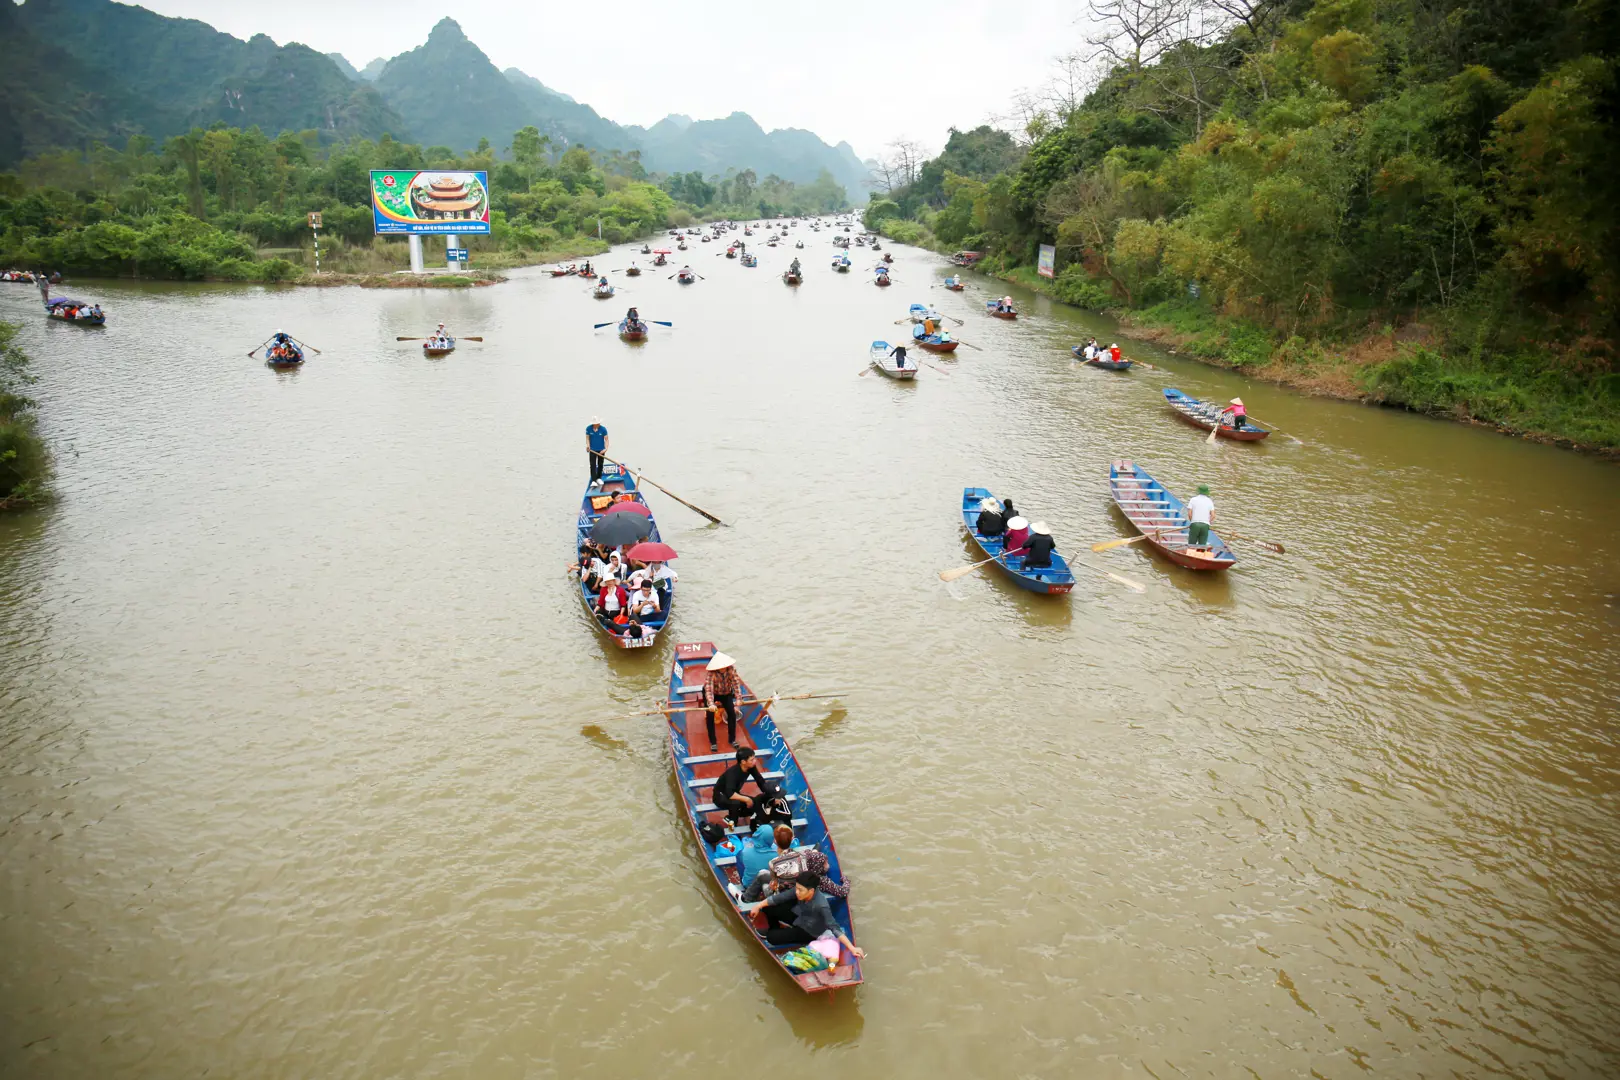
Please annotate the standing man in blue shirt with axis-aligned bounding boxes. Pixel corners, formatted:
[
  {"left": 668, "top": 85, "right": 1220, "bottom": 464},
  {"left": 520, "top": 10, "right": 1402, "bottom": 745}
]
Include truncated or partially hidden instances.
[{"left": 586, "top": 417, "right": 609, "bottom": 484}]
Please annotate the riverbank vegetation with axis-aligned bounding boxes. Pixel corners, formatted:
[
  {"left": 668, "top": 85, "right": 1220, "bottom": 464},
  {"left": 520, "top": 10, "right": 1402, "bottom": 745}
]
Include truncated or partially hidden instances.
[
  {"left": 0, "top": 126, "right": 849, "bottom": 284},
  {"left": 867, "top": 0, "right": 1619, "bottom": 450},
  {"left": 0, "top": 322, "right": 49, "bottom": 510}
]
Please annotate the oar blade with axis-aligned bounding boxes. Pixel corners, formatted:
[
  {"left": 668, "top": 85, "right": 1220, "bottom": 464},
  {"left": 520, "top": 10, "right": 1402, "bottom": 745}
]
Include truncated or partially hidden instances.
[
  {"left": 1091, "top": 535, "right": 1141, "bottom": 553},
  {"left": 938, "top": 563, "right": 982, "bottom": 583}
]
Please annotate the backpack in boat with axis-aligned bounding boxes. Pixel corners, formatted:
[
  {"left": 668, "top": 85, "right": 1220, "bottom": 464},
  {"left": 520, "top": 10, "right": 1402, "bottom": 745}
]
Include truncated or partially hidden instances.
[
  {"left": 769, "top": 846, "right": 812, "bottom": 884},
  {"left": 698, "top": 821, "right": 727, "bottom": 847},
  {"left": 753, "top": 796, "right": 792, "bottom": 829}
]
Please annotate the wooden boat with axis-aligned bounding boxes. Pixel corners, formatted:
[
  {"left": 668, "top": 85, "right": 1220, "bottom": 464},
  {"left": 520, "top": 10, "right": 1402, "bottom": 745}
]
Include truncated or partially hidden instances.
[
  {"left": 594, "top": 283, "right": 616, "bottom": 299},
  {"left": 653, "top": 254, "right": 669, "bottom": 266},
  {"left": 677, "top": 242, "right": 688, "bottom": 251},
  {"left": 960, "top": 487, "right": 1076, "bottom": 594},
  {"left": 942, "top": 276, "right": 965, "bottom": 291},
  {"left": 676, "top": 270, "right": 696, "bottom": 284},
  {"left": 264, "top": 341, "right": 305, "bottom": 368},
  {"left": 549, "top": 267, "right": 574, "bottom": 277},
  {"left": 1073, "top": 347, "right": 1132, "bottom": 370},
  {"left": 868, "top": 340, "right": 916, "bottom": 380},
  {"left": 913, "top": 332, "right": 958, "bottom": 353},
  {"left": 423, "top": 336, "right": 456, "bottom": 357},
  {"left": 782, "top": 271, "right": 802, "bottom": 285},
  {"left": 726, "top": 248, "right": 738, "bottom": 259},
  {"left": 641, "top": 245, "right": 652, "bottom": 254},
  {"left": 618, "top": 319, "right": 647, "bottom": 342},
  {"left": 873, "top": 270, "right": 891, "bottom": 287},
  {"left": 44, "top": 298, "right": 106, "bottom": 325},
  {"left": 576, "top": 463, "right": 674, "bottom": 646},
  {"left": 3, "top": 270, "right": 37, "bottom": 283},
  {"left": 1107, "top": 460, "right": 1237, "bottom": 570},
  {"left": 832, "top": 258, "right": 851, "bottom": 273},
  {"left": 1162, "top": 388, "right": 1270, "bottom": 441},
  {"left": 741, "top": 254, "right": 758, "bottom": 267},
  {"left": 986, "top": 302, "right": 1017, "bottom": 319},
  {"left": 625, "top": 267, "right": 641, "bottom": 277},
  {"left": 579, "top": 268, "right": 597, "bottom": 279},
  {"left": 664, "top": 641, "right": 862, "bottom": 993}
]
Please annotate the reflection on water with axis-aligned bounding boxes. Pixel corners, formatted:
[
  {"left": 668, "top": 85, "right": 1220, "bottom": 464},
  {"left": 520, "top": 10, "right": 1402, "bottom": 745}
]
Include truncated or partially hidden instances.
[{"left": 1, "top": 237, "right": 1618, "bottom": 1079}]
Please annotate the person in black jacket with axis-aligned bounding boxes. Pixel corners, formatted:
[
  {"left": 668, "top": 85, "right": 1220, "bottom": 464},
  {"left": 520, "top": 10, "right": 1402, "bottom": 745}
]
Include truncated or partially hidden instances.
[
  {"left": 975, "top": 497, "right": 1006, "bottom": 536},
  {"left": 711, "top": 747, "right": 780, "bottom": 827},
  {"left": 1019, "top": 521, "right": 1057, "bottom": 568}
]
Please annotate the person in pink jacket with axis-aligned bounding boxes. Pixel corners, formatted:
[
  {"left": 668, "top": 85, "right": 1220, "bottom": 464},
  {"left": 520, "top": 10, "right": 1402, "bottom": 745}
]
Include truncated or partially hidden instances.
[{"left": 1003, "top": 515, "right": 1031, "bottom": 556}]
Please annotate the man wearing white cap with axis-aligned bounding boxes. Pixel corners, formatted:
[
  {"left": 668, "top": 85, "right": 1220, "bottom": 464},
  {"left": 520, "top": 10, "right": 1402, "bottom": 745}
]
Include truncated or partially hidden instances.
[
  {"left": 586, "top": 417, "right": 609, "bottom": 484},
  {"left": 703, "top": 652, "right": 742, "bottom": 752}
]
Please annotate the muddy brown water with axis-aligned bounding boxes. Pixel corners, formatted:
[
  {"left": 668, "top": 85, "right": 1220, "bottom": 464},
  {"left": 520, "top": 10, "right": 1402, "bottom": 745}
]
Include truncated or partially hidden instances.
[{"left": 2, "top": 235, "right": 1618, "bottom": 1079}]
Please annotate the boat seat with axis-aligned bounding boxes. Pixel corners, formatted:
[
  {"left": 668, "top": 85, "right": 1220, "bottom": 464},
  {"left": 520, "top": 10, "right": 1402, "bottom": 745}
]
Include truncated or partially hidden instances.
[
  {"left": 681, "top": 748, "right": 776, "bottom": 766},
  {"left": 674, "top": 683, "right": 705, "bottom": 696},
  {"left": 689, "top": 771, "right": 784, "bottom": 789},
  {"left": 695, "top": 795, "right": 799, "bottom": 814}
]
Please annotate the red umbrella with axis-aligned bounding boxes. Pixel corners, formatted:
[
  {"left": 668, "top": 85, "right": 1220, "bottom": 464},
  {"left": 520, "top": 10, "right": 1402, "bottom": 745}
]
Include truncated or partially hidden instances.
[
  {"left": 626, "top": 541, "right": 677, "bottom": 562},
  {"left": 602, "top": 501, "right": 651, "bottom": 517},
  {"left": 652, "top": 248, "right": 673, "bottom": 254}
]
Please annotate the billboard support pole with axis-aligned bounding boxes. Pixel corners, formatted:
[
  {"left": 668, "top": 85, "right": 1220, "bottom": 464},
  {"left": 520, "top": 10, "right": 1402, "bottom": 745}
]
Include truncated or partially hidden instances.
[
  {"left": 445, "top": 233, "right": 459, "bottom": 271},
  {"left": 408, "top": 235, "right": 424, "bottom": 274}
]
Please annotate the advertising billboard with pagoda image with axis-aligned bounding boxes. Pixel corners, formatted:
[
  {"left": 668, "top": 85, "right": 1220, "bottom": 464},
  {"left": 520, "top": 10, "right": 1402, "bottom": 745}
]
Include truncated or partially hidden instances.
[{"left": 371, "top": 170, "right": 491, "bottom": 234}]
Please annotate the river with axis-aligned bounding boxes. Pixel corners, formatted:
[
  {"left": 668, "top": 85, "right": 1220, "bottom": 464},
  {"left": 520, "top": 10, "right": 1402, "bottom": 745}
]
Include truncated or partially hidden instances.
[{"left": 2, "top": 233, "right": 1617, "bottom": 1079}]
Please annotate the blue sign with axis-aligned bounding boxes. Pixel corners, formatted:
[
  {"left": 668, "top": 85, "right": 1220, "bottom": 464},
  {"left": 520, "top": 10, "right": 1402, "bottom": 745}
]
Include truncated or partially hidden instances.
[{"left": 447, "top": 248, "right": 469, "bottom": 263}]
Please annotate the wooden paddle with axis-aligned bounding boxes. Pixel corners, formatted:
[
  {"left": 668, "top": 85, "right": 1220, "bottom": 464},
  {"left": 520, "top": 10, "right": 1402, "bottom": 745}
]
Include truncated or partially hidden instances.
[
  {"left": 289, "top": 336, "right": 322, "bottom": 354},
  {"left": 1245, "top": 415, "right": 1304, "bottom": 444},
  {"left": 1092, "top": 528, "right": 1166, "bottom": 553},
  {"left": 606, "top": 690, "right": 853, "bottom": 721},
  {"left": 1068, "top": 555, "right": 1147, "bottom": 593},
  {"left": 246, "top": 335, "right": 274, "bottom": 358},
  {"left": 602, "top": 456, "right": 726, "bottom": 526},
  {"left": 1206, "top": 416, "right": 1223, "bottom": 444},
  {"left": 939, "top": 551, "right": 1009, "bottom": 583},
  {"left": 1224, "top": 531, "right": 1286, "bottom": 554}
]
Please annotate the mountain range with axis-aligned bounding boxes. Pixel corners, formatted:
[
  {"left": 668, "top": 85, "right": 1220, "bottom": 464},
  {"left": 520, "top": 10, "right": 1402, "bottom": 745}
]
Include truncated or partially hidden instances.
[{"left": 1, "top": 1, "right": 870, "bottom": 196}]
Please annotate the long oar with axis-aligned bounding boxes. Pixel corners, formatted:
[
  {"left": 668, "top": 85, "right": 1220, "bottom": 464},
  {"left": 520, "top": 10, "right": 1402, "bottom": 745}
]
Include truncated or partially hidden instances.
[
  {"left": 1224, "top": 531, "right": 1286, "bottom": 554},
  {"left": 289, "top": 336, "right": 322, "bottom": 354},
  {"left": 1246, "top": 415, "right": 1304, "bottom": 444},
  {"left": 606, "top": 690, "right": 853, "bottom": 721},
  {"left": 1092, "top": 529, "right": 1166, "bottom": 553},
  {"left": 602, "top": 456, "right": 726, "bottom": 526},
  {"left": 1068, "top": 555, "right": 1147, "bottom": 593},
  {"left": 1207, "top": 417, "right": 1223, "bottom": 445},
  {"left": 246, "top": 335, "right": 275, "bottom": 358},
  {"left": 940, "top": 551, "right": 1008, "bottom": 583},
  {"left": 398, "top": 336, "right": 483, "bottom": 341}
]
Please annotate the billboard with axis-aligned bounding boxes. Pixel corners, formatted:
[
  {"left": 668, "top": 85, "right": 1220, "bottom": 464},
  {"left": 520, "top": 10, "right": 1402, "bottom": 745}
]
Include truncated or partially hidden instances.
[
  {"left": 1037, "top": 243, "right": 1056, "bottom": 279},
  {"left": 372, "top": 171, "right": 491, "bottom": 235}
]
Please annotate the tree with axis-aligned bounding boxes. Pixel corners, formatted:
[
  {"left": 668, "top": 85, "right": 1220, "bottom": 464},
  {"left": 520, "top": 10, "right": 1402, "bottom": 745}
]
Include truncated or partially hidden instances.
[
  {"left": 1085, "top": 0, "right": 1191, "bottom": 71},
  {"left": 510, "top": 126, "right": 551, "bottom": 190}
]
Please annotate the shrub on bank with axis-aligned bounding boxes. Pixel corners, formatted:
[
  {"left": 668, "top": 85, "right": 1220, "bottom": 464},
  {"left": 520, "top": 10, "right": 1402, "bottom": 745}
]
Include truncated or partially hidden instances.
[{"left": 0, "top": 322, "right": 50, "bottom": 509}]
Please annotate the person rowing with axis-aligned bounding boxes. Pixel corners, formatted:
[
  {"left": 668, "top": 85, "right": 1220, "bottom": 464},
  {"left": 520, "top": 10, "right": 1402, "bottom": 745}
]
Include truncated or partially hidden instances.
[
  {"left": 789, "top": 257, "right": 801, "bottom": 277},
  {"left": 887, "top": 343, "right": 914, "bottom": 372},
  {"left": 1218, "top": 397, "right": 1248, "bottom": 430},
  {"left": 1012, "top": 521, "right": 1057, "bottom": 568}
]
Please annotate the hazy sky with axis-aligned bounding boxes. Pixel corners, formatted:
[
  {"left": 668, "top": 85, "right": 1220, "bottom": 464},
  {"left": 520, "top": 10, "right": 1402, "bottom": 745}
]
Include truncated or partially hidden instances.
[{"left": 130, "top": 0, "right": 1096, "bottom": 159}]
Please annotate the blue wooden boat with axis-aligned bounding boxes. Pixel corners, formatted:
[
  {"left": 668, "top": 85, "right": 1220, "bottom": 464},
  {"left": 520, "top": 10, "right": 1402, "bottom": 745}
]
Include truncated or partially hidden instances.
[
  {"left": 1108, "top": 459, "right": 1236, "bottom": 570},
  {"left": 1162, "top": 388, "right": 1270, "bottom": 441},
  {"left": 265, "top": 341, "right": 305, "bottom": 368},
  {"left": 908, "top": 303, "right": 934, "bottom": 323},
  {"left": 1073, "top": 346, "right": 1131, "bottom": 370},
  {"left": 960, "top": 487, "right": 1076, "bottom": 594},
  {"left": 43, "top": 296, "right": 105, "bottom": 325},
  {"left": 665, "top": 641, "right": 863, "bottom": 993},
  {"left": 575, "top": 463, "right": 675, "bottom": 647},
  {"left": 741, "top": 253, "right": 758, "bottom": 267}
]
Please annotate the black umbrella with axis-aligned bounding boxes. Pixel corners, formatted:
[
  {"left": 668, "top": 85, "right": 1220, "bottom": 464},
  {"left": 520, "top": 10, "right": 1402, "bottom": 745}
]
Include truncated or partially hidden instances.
[{"left": 590, "top": 512, "right": 653, "bottom": 546}]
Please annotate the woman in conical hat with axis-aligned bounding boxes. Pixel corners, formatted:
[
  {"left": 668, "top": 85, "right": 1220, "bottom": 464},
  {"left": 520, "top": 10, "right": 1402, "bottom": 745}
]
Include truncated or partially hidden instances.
[{"left": 703, "top": 652, "right": 740, "bottom": 751}]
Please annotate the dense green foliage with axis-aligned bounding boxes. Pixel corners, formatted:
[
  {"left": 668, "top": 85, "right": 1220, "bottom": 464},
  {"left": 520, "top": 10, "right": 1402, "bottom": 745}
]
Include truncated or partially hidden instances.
[
  {"left": 0, "top": 322, "right": 49, "bottom": 508},
  {"left": 871, "top": 0, "right": 1619, "bottom": 447},
  {"left": 0, "top": 123, "right": 848, "bottom": 281},
  {"left": 1, "top": 0, "right": 403, "bottom": 165}
]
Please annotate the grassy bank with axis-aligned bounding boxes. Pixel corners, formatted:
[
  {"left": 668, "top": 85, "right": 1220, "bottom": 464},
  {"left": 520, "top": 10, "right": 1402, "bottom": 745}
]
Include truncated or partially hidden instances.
[
  {"left": 979, "top": 264, "right": 1620, "bottom": 455},
  {"left": 0, "top": 322, "right": 50, "bottom": 510}
]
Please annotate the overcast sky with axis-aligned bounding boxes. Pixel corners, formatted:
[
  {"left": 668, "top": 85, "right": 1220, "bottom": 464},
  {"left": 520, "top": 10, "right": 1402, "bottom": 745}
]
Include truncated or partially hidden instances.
[{"left": 130, "top": 0, "right": 1096, "bottom": 160}]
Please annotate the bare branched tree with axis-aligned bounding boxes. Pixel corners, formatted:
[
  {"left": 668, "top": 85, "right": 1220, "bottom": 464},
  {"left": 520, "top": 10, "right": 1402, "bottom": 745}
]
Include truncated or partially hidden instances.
[
  {"left": 1085, "top": 0, "right": 1193, "bottom": 71},
  {"left": 1201, "top": 0, "right": 1282, "bottom": 39}
]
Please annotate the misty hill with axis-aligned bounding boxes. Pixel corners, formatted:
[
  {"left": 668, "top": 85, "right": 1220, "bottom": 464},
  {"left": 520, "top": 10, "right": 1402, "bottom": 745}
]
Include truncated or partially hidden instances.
[
  {"left": 2, "top": 0, "right": 406, "bottom": 165},
  {"left": 2, "top": 2, "right": 869, "bottom": 194}
]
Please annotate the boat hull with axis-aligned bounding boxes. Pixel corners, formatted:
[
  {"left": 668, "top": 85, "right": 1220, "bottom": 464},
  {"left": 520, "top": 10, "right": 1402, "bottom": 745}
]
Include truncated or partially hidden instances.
[
  {"left": 665, "top": 641, "right": 862, "bottom": 992},
  {"left": 1107, "top": 459, "right": 1237, "bottom": 570},
  {"left": 960, "top": 487, "right": 1076, "bottom": 594},
  {"left": 577, "top": 464, "right": 673, "bottom": 647},
  {"left": 917, "top": 338, "right": 958, "bottom": 353},
  {"left": 1162, "top": 388, "right": 1270, "bottom": 441}
]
